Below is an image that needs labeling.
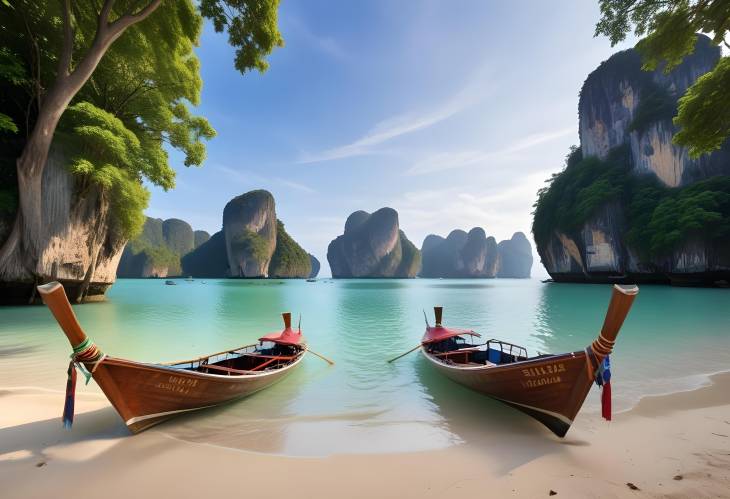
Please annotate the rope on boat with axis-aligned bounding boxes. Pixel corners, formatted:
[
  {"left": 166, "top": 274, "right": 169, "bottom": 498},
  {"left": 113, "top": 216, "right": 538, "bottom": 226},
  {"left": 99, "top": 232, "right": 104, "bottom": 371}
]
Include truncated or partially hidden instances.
[
  {"left": 585, "top": 335, "right": 614, "bottom": 422},
  {"left": 63, "top": 338, "right": 106, "bottom": 429}
]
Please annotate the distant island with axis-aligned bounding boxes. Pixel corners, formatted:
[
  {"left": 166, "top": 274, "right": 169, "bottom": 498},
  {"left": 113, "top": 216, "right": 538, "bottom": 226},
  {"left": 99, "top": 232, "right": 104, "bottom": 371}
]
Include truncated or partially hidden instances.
[
  {"left": 327, "top": 208, "right": 421, "bottom": 278},
  {"left": 532, "top": 35, "right": 730, "bottom": 287},
  {"left": 119, "top": 190, "right": 319, "bottom": 279},
  {"left": 421, "top": 229, "right": 532, "bottom": 278}
]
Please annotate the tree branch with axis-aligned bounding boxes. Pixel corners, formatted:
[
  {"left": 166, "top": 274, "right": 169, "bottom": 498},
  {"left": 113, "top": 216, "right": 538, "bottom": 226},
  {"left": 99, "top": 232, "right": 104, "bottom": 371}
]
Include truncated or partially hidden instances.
[
  {"left": 57, "top": 0, "right": 74, "bottom": 77},
  {"left": 109, "top": 0, "right": 163, "bottom": 35},
  {"left": 99, "top": 0, "right": 116, "bottom": 31}
]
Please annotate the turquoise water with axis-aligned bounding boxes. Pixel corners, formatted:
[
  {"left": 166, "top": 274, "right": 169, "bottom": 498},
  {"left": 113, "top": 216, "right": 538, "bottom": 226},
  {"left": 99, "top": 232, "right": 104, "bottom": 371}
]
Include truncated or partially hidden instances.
[{"left": 1, "top": 278, "right": 729, "bottom": 455}]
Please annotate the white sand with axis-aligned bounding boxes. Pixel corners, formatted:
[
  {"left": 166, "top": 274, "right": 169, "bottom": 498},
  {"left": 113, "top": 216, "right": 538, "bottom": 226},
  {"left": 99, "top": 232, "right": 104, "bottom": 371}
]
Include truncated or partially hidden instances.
[{"left": 1, "top": 373, "right": 729, "bottom": 498}]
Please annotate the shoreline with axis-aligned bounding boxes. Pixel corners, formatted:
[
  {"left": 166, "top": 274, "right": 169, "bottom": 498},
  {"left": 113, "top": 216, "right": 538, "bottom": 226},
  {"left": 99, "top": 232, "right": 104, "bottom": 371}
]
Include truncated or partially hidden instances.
[{"left": 2, "top": 373, "right": 729, "bottom": 498}]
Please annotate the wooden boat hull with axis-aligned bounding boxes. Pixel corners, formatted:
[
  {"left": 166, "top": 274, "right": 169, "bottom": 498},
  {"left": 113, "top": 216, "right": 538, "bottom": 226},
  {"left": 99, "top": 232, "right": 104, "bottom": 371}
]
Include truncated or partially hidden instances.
[
  {"left": 422, "top": 349, "right": 592, "bottom": 437},
  {"left": 93, "top": 354, "right": 305, "bottom": 433}
]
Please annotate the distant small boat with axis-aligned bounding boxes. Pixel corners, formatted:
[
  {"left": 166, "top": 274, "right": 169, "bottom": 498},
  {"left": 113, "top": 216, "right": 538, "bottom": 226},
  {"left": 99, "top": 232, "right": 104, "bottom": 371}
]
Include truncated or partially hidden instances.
[
  {"left": 185, "top": 276, "right": 194, "bottom": 282},
  {"left": 413, "top": 284, "right": 638, "bottom": 437},
  {"left": 165, "top": 280, "right": 176, "bottom": 285},
  {"left": 306, "top": 278, "right": 317, "bottom": 283},
  {"left": 36, "top": 282, "right": 332, "bottom": 433},
  {"left": 541, "top": 278, "right": 553, "bottom": 283}
]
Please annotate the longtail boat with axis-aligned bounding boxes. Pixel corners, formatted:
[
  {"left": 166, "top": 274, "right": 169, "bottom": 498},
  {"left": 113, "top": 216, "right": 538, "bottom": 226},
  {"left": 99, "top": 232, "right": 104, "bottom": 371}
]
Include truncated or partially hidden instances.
[
  {"left": 37, "top": 281, "right": 328, "bottom": 434},
  {"left": 415, "top": 284, "right": 638, "bottom": 437}
]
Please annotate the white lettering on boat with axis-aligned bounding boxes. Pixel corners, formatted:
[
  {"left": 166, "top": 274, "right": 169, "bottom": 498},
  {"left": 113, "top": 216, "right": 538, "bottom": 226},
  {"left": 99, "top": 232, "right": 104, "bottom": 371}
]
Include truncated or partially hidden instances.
[
  {"left": 521, "top": 363, "right": 566, "bottom": 378},
  {"left": 155, "top": 375, "right": 199, "bottom": 394},
  {"left": 521, "top": 375, "right": 562, "bottom": 389}
]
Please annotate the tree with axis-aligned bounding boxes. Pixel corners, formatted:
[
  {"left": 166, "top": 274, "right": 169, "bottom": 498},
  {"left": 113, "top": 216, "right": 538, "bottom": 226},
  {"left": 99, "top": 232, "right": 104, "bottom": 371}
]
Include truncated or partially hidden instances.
[
  {"left": 0, "top": 0, "right": 282, "bottom": 296},
  {"left": 595, "top": 0, "right": 730, "bottom": 157}
]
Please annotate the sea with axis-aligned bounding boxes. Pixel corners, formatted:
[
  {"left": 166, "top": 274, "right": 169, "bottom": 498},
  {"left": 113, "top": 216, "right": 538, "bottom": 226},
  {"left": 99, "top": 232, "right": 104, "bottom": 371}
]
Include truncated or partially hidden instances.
[{"left": 1, "top": 278, "right": 728, "bottom": 455}]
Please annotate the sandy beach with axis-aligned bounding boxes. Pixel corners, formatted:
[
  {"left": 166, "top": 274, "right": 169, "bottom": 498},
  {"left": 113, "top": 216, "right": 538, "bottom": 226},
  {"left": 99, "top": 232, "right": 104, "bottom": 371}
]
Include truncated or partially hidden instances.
[{"left": 1, "top": 372, "right": 728, "bottom": 499}]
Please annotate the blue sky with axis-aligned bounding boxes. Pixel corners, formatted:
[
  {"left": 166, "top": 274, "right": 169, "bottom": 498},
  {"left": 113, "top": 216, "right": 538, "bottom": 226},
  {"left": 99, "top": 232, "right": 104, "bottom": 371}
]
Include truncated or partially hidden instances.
[{"left": 147, "top": 1, "right": 636, "bottom": 278}]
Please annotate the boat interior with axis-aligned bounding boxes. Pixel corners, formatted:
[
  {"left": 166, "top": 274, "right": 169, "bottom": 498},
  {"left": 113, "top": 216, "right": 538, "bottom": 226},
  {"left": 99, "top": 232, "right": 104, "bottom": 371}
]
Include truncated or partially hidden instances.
[
  {"left": 167, "top": 341, "right": 304, "bottom": 376},
  {"left": 426, "top": 336, "right": 532, "bottom": 366}
]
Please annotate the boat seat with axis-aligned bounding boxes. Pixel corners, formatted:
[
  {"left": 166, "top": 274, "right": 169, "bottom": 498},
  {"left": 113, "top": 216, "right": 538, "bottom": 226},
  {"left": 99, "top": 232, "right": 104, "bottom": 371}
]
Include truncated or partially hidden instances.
[
  {"left": 199, "top": 364, "right": 252, "bottom": 375},
  {"left": 487, "top": 348, "right": 502, "bottom": 364}
]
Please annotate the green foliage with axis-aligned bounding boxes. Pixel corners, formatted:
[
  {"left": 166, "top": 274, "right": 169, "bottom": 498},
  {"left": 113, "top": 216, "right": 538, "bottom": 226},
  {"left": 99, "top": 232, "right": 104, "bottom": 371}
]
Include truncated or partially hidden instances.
[
  {"left": 647, "top": 177, "right": 730, "bottom": 254},
  {"left": 533, "top": 145, "right": 730, "bottom": 261},
  {"left": 628, "top": 82, "right": 676, "bottom": 133},
  {"left": 397, "top": 231, "right": 421, "bottom": 277},
  {"left": 674, "top": 56, "right": 730, "bottom": 156},
  {"left": 268, "top": 220, "right": 311, "bottom": 277},
  {"left": 0, "top": 113, "right": 17, "bottom": 134},
  {"left": 232, "top": 229, "right": 270, "bottom": 262},
  {"left": 594, "top": 1, "right": 730, "bottom": 156},
  {"left": 0, "top": 0, "right": 283, "bottom": 244},
  {"left": 200, "top": 0, "right": 284, "bottom": 73},
  {"left": 532, "top": 146, "right": 630, "bottom": 249}
]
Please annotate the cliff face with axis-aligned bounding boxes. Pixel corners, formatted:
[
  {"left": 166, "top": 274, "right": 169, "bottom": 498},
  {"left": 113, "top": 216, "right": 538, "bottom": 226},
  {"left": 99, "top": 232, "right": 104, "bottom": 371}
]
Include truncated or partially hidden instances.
[
  {"left": 268, "top": 220, "right": 312, "bottom": 278},
  {"left": 536, "top": 35, "right": 730, "bottom": 286},
  {"left": 578, "top": 36, "right": 730, "bottom": 187},
  {"left": 497, "top": 232, "right": 533, "bottom": 278},
  {"left": 308, "top": 254, "right": 320, "bottom": 278},
  {"left": 420, "top": 227, "right": 531, "bottom": 278},
  {"left": 0, "top": 147, "right": 126, "bottom": 303},
  {"left": 421, "top": 228, "right": 499, "bottom": 278},
  {"left": 194, "top": 230, "right": 210, "bottom": 248},
  {"left": 327, "top": 208, "right": 420, "bottom": 278},
  {"left": 181, "top": 230, "right": 229, "bottom": 277},
  {"left": 177, "top": 191, "right": 316, "bottom": 279},
  {"left": 117, "top": 217, "right": 198, "bottom": 278},
  {"left": 223, "top": 190, "right": 277, "bottom": 277}
]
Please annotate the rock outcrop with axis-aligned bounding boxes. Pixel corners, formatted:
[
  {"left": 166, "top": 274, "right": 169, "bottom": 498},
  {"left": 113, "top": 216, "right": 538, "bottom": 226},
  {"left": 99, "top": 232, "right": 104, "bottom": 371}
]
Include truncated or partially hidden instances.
[
  {"left": 176, "top": 191, "right": 317, "bottom": 279},
  {"left": 420, "top": 228, "right": 531, "bottom": 278},
  {"left": 0, "top": 147, "right": 126, "bottom": 303},
  {"left": 268, "top": 220, "right": 312, "bottom": 278},
  {"left": 420, "top": 228, "right": 499, "bottom": 278},
  {"left": 180, "top": 231, "right": 228, "bottom": 277},
  {"left": 118, "top": 217, "right": 198, "bottom": 278},
  {"left": 534, "top": 35, "right": 730, "bottom": 286},
  {"left": 327, "top": 208, "right": 420, "bottom": 278},
  {"left": 223, "top": 190, "right": 277, "bottom": 277},
  {"left": 497, "top": 232, "right": 533, "bottom": 278},
  {"left": 194, "top": 230, "right": 210, "bottom": 248},
  {"left": 308, "top": 254, "right": 320, "bottom": 278}
]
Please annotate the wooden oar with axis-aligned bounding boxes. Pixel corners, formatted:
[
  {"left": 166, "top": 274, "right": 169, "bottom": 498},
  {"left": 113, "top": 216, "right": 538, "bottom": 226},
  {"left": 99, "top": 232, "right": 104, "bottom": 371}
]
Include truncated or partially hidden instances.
[
  {"left": 307, "top": 348, "right": 335, "bottom": 365},
  {"left": 387, "top": 344, "right": 422, "bottom": 363}
]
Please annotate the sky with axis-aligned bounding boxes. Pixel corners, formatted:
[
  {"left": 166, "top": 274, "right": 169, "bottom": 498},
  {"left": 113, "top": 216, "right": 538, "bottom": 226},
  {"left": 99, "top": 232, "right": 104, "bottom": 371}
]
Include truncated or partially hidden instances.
[{"left": 146, "top": 0, "right": 637, "bottom": 278}]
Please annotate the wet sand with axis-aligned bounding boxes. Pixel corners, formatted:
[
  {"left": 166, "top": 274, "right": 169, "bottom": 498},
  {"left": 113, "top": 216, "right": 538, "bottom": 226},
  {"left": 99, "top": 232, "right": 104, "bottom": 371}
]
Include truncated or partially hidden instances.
[{"left": 1, "top": 373, "right": 729, "bottom": 498}]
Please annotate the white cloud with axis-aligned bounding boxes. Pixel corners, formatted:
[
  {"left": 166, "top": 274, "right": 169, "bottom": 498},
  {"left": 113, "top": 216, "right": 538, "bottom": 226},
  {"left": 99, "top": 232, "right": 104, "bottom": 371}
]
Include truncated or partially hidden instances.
[
  {"left": 214, "top": 165, "right": 316, "bottom": 194},
  {"left": 285, "top": 16, "right": 347, "bottom": 60},
  {"left": 406, "top": 128, "right": 575, "bottom": 175},
  {"left": 298, "top": 70, "right": 492, "bottom": 164}
]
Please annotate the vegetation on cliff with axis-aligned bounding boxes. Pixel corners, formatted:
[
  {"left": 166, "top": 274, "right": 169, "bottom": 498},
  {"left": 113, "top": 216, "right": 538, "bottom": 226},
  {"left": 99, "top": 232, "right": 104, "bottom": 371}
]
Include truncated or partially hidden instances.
[
  {"left": 595, "top": 0, "right": 730, "bottom": 156},
  {"left": 533, "top": 145, "right": 730, "bottom": 262},
  {"left": 268, "top": 220, "right": 312, "bottom": 278},
  {"left": 0, "top": 1, "right": 283, "bottom": 301}
]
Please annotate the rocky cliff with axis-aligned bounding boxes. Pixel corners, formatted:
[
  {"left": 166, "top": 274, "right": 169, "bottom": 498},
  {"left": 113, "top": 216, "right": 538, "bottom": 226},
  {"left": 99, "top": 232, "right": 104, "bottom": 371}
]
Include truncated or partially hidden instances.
[
  {"left": 327, "top": 208, "right": 421, "bottom": 278},
  {"left": 533, "top": 35, "right": 730, "bottom": 286},
  {"left": 308, "top": 254, "right": 320, "bottom": 279},
  {"left": 0, "top": 148, "right": 126, "bottom": 303},
  {"left": 175, "top": 191, "right": 316, "bottom": 279},
  {"left": 268, "top": 220, "right": 312, "bottom": 278},
  {"left": 117, "top": 217, "right": 199, "bottom": 278},
  {"left": 421, "top": 228, "right": 499, "bottom": 278},
  {"left": 497, "top": 232, "right": 533, "bottom": 278},
  {"left": 223, "top": 190, "right": 277, "bottom": 277},
  {"left": 420, "top": 228, "right": 531, "bottom": 278}
]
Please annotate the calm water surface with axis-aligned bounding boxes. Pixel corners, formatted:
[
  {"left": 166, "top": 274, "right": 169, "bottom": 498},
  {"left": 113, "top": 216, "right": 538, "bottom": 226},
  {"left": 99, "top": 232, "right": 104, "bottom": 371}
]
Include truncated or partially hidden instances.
[{"left": 1, "top": 279, "right": 729, "bottom": 455}]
